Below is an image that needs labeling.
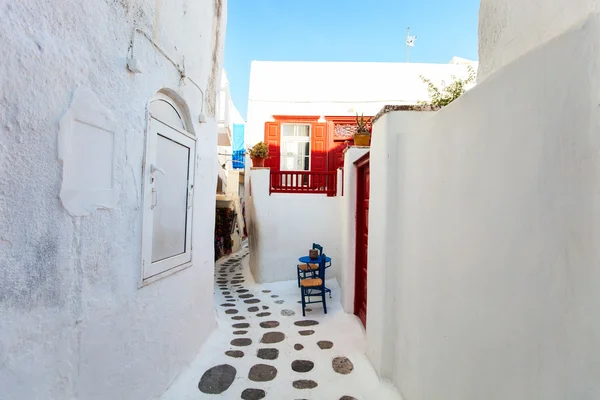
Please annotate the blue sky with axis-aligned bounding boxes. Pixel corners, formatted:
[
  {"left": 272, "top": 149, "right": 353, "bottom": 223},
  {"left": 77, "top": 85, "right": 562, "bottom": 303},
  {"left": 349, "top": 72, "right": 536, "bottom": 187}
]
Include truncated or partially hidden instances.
[{"left": 223, "top": 0, "right": 480, "bottom": 119}]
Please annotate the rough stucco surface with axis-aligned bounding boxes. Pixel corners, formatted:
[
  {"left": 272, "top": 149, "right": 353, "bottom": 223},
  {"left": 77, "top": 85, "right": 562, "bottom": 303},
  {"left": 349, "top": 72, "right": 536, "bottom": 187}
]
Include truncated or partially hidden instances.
[
  {"left": 371, "top": 14, "right": 600, "bottom": 400},
  {"left": 0, "top": 0, "right": 227, "bottom": 399},
  {"left": 478, "top": 0, "right": 599, "bottom": 81}
]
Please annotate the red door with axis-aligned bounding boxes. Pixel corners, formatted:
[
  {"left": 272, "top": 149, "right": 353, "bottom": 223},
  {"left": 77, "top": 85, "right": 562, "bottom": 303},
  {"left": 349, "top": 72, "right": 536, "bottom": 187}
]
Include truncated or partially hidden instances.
[{"left": 354, "top": 155, "right": 370, "bottom": 327}]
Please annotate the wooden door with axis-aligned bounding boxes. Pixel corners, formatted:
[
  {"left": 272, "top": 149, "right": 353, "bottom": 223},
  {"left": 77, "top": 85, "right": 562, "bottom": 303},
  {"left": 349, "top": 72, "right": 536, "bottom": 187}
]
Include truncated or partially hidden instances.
[{"left": 354, "top": 155, "right": 370, "bottom": 327}]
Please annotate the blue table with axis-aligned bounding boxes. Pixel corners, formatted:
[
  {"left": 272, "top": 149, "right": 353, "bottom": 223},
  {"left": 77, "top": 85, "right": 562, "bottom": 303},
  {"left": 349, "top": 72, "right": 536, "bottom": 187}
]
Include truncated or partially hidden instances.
[
  {"left": 298, "top": 255, "right": 332, "bottom": 266},
  {"left": 298, "top": 255, "right": 332, "bottom": 297}
]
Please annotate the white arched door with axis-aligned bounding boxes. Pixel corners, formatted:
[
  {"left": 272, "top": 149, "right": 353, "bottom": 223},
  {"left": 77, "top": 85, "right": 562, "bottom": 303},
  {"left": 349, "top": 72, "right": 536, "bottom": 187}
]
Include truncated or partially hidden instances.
[{"left": 141, "top": 95, "right": 196, "bottom": 282}]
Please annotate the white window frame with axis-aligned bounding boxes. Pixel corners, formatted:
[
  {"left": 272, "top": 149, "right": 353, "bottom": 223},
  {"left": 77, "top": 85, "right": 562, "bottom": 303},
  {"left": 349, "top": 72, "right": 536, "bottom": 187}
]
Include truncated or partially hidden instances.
[
  {"left": 140, "top": 95, "right": 196, "bottom": 287},
  {"left": 280, "top": 123, "right": 311, "bottom": 172}
]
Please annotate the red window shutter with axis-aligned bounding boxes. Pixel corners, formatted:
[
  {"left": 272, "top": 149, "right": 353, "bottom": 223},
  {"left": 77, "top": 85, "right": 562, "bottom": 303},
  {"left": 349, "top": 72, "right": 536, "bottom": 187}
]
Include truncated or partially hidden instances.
[
  {"left": 264, "top": 122, "right": 280, "bottom": 171},
  {"left": 310, "top": 123, "right": 327, "bottom": 173}
]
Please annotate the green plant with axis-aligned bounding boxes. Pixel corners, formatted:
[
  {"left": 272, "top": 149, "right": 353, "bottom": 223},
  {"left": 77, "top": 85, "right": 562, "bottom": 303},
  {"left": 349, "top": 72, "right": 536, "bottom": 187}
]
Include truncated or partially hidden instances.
[
  {"left": 248, "top": 141, "right": 269, "bottom": 159},
  {"left": 419, "top": 65, "right": 476, "bottom": 108},
  {"left": 355, "top": 113, "right": 372, "bottom": 135}
]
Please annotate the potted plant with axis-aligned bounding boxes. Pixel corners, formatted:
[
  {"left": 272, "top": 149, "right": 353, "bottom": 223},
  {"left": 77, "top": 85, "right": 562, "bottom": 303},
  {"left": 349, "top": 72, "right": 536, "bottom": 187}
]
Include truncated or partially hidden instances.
[
  {"left": 353, "top": 113, "right": 372, "bottom": 147},
  {"left": 248, "top": 141, "right": 269, "bottom": 167}
]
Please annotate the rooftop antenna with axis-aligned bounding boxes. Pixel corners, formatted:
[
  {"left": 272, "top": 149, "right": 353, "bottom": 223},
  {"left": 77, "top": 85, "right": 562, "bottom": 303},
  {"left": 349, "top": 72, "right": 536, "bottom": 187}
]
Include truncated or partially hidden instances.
[{"left": 406, "top": 27, "right": 416, "bottom": 63}]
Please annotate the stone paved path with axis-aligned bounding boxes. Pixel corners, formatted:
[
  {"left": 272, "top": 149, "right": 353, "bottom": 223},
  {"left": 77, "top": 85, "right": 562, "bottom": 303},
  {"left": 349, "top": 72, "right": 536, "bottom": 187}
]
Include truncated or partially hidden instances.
[{"left": 162, "top": 245, "right": 401, "bottom": 400}]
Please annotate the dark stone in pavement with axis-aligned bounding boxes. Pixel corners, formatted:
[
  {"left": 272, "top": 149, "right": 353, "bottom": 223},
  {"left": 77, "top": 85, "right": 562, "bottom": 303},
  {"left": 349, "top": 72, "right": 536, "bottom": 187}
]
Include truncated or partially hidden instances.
[
  {"left": 260, "top": 331, "right": 285, "bottom": 344},
  {"left": 259, "top": 320, "right": 280, "bottom": 328},
  {"left": 241, "top": 388, "right": 266, "bottom": 400},
  {"left": 294, "top": 320, "right": 319, "bottom": 327},
  {"left": 198, "top": 364, "right": 236, "bottom": 394},
  {"left": 292, "top": 380, "right": 318, "bottom": 389},
  {"left": 256, "top": 312, "right": 270, "bottom": 316},
  {"left": 317, "top": 341, "right": 333, "bottom": 349},
  {"left": 248, "top": 364, "right": 278, "bottom": 382},
  {"left": 225, "top": 350, "right": 244, "bottom": 358},
  {"left": 298, "top": 330, "right": 314, "bottom": 336},
  {"left": 257, "top": 348, "right": 279, "bottom": 360},
  {"left": 230, "top": 338, "right": 252, "bottom": 347},
  {"left": 332, "top": 357, "right": 354, "bottom": 375},
  {"left": 294, "top": 343, "right": 304, "bottom": 351},
  {"left": 291, "top": 360, "right": 314, "bottom": 373}
]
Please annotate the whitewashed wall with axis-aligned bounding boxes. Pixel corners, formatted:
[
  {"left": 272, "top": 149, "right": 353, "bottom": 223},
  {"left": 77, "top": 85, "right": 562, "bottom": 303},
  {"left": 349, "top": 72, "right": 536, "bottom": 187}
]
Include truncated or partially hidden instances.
[
  {"left": 246, "top": 61, "right": 477, "bottom": 148},
  {"left": 478, "top": 0, "right": 599, "bottom": 81},
  {"left": 247, "top": 169, "right": 342, "bottom": 283},
  {"left": 369, "top": 13, "right": 600, "bottom": 399},
  {"left": 0, "top": 1, "right": 226, "bottom": 399}
]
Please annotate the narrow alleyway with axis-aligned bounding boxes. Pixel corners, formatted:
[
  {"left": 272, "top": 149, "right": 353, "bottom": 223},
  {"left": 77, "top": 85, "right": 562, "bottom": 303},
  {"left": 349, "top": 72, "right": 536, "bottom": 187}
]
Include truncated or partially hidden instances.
[{"left": 162, "top": 245, "right": 400, "bottom": 400}]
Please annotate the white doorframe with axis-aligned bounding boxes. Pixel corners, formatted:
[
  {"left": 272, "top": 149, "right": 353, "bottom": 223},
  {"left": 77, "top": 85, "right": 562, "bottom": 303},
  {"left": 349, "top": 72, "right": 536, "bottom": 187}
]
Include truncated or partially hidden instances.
[{"left": 140, "top": 110, "right": 196, "bottom": 286}]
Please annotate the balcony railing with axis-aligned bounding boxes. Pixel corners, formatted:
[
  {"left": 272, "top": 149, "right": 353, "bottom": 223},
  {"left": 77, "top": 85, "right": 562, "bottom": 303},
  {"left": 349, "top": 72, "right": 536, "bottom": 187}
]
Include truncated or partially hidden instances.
[{"left": 270, "top": 171, "right": 337, "bottom": 196}]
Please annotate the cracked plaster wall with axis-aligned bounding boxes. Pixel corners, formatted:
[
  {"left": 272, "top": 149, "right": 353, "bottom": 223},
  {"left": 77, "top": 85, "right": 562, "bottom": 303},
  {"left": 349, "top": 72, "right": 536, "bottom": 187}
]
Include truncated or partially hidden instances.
[{"left": 0, "top": 0, "right": 227, "bottom": 399}]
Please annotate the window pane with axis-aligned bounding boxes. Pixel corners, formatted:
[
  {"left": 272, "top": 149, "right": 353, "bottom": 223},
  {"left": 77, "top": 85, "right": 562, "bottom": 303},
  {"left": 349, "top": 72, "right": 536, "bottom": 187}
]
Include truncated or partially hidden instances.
[
  {"left": 303, "top": 156, "right": 310, "bottom": 170},
  {"left": 282, "top": 124, "right": 295, "bottom": 137},
  {"left": 296, "top": 125, "right": 310, "bottom": 137},
  {"left": 282, "top": 124, "right": 310, "bottom": 137},
  {"left": 152, "top": 134, "right": 190, "bottom": 262}
]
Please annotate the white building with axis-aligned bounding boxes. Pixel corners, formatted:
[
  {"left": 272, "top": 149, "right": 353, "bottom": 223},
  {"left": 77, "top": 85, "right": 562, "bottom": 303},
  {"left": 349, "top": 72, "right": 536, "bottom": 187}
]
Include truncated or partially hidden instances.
[
  {"left": 0, "top": 1, "right": 227, "bottom": 399},
  {"left": 245, "top": 59, "right": 476, "bottom": 283},
  {"left": 217, "top": 69, "right": 246, "bottom": 195},
  {"left": 246, "top": 59, "right": 478, "bottom": 147}
]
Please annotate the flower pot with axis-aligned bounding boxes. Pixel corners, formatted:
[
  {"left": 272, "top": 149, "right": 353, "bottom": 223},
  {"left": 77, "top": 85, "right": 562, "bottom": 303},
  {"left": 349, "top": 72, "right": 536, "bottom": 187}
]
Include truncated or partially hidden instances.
[
  {"left": 353, "top": 133, "right": 370, "bottom": 147},
  {"left": 309, "top": 249, "right": 319, "bottom": 260},
  {"left": 251, "top": 157, "right": 265, "bottom": 167}
]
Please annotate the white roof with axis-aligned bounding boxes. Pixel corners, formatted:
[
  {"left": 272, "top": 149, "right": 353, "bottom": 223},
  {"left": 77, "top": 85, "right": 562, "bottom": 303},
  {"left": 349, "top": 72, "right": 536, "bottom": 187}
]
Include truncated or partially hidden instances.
[{"left": 248, "top": 59, "right": 478, "bottom": 105}]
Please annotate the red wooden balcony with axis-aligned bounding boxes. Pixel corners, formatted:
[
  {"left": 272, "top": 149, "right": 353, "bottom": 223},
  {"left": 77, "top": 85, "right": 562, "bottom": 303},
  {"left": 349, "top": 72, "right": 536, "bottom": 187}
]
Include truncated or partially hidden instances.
[{"left": 270, "top": 171, "right": 337, "bottom": 196}]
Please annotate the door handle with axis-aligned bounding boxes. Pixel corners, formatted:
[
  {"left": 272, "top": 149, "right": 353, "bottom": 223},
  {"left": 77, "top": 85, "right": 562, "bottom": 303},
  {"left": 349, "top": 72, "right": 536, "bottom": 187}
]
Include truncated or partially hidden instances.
[
  {"left": 151, "top": 164, "right": 165, "bottom": 176},
  {"left": 187, "top": 185, "right": 194, "bottom": 209}
]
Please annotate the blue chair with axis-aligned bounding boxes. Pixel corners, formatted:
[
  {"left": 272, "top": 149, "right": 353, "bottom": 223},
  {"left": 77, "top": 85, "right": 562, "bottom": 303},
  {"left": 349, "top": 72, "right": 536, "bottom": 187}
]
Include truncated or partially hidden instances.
[
  {"left": 297, "top": 261, "right": 319, "bottom": 287},
  {"left": 296, "top": 243, "right": 323, "bottom": 287},
  {"left": 299, "top": 253, "right": 328, "bottom": 316},
  {"left": 312, "top": 243, "right": 331, "bottom": 268}
]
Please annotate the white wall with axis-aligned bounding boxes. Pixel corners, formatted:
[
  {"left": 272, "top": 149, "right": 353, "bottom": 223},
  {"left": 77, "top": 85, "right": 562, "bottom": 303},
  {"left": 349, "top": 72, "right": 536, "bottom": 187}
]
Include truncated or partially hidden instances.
[
  {"left": 247, "top": 169, "right": 342, "bottom": 283},
  {"left": 369, "top": 13, "right": 600, "bottom": 400},
  {"left": 478, "top": 0, "right": 599, "bottom": 81},
  {"left": 246, "top": 61, "right": 477, "bottom": 147},
  {"left": 0, "top": 1, "right": 226, "bottom": 399}
]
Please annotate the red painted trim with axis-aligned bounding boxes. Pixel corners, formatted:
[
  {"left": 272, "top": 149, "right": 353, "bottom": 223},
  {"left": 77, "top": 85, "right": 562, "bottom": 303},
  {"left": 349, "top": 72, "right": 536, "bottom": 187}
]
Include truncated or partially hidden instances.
[
  {"left": 354, "top": 159, "right": 370, "bottom": 327},
  {"left": 269, "top": 171, "right": 337, "bottom": 196},
  {"left": 273, "top": 115, "right": 320, "bottom": 122},
  {"left": 354, "top": 152, "right": 370, "bottom": 167}
]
